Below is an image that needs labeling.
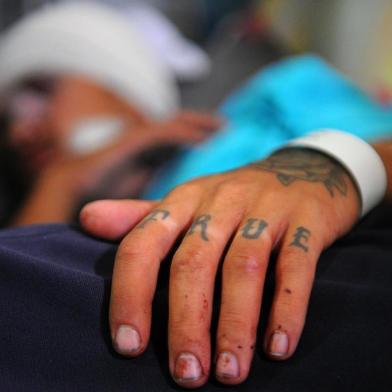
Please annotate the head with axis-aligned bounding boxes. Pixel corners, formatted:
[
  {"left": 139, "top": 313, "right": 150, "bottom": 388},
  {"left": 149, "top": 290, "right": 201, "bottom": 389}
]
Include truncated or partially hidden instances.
[{"left": 2, "top": 75, "right": 150, "bottom": 178}]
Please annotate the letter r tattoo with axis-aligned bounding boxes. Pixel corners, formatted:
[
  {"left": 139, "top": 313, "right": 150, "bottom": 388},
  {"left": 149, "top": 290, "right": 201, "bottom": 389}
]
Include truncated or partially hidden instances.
[
  {"left": 187, "top": 215, "right": 211, "bottom": 241},
  {"left": 138, "top": 209, "right": 170, "bottom": 229}
]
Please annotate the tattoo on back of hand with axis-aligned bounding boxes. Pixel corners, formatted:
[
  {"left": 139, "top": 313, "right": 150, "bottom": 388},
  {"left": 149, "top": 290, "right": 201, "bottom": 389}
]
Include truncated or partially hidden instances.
[
  {"left": 241, "top": 218, "right": 268, "bottom": 240},
  {"left": 187, "top": 214, "right": 211, "bottom": 241},
  {"left": 251, "top": 149, "right": 348, "bottom": 197},
  {"left": 137, "top": 209, "right": 170, "bottom": 229},
  {"left": 289, "top": 226, "right": 311, "bottom": 252}
]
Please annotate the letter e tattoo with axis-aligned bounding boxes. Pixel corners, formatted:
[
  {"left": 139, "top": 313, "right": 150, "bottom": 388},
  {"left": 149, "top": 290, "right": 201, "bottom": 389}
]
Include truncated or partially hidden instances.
[
  {"left": 187, "top": 215, "right": 211, "bottom": 241},
  {"left": 289, "top": 226, "right": 311, "bottom": 252}
]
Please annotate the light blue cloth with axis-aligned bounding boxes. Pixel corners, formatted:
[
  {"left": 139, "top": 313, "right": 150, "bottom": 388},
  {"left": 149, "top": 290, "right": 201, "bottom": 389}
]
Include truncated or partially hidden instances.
[{"left": 144, "top": 54, "right": 392, "bottom": 199}]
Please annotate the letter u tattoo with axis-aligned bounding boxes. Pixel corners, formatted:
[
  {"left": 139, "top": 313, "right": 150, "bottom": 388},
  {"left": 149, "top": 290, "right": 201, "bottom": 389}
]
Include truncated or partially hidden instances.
[{"left": 241, "top": 219, "right": 268, "bottom": 240}]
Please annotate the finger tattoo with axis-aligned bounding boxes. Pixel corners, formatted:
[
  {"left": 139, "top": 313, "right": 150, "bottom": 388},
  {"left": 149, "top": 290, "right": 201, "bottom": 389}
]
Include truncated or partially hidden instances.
[
  {"left": 241, "top": 218, "right": 268, "bottom": 240},
  {"left": 187, "top": 214, "right": 211, "bottom": 241},
  {"left": 289, "top": 226, "right": 311, "bottom": 252},
  {"left": 137, "top": 209, "right": 170, "bottom": 229}
]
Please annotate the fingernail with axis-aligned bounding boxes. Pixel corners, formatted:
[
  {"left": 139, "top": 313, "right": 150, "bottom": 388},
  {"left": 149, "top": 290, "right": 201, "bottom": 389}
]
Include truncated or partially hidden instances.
[
  {"left": 216, "top": 352, "right": 239, "bottom": 379},
  {"left": 174, "top": 353, "right": 202, "bottom": 382},
  {"left": 114, "top": 325, "right": 141, "bottom": 355},
  {"left": 268, "top": 331, "right": 289, "bottom": 357}
]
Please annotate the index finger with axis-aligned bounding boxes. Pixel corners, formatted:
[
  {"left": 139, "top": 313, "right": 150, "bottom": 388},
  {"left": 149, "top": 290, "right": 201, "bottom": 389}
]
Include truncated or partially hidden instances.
[
  {"left": 109, "top": 187, "right": 201, "bottom": 356},
  {"left": 175, "top": 111, "right": 223, "bottom": 130}
]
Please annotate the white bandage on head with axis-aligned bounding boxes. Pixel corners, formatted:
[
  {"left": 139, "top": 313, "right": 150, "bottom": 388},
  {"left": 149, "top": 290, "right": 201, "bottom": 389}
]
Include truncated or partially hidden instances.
[
  {"left": 282, "top": 130, "right": 387, "bottom": 217},
  {"left": 0, "top": 1, "right": 179, "bottom": 119}
]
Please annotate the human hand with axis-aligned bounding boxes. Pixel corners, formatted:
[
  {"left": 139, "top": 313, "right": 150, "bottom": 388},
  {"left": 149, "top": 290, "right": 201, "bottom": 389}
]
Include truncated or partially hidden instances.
[
  {"left": 12, "top": 133, "right": 156, "bottom": 226},
  {"left": 139, "top": 110, "right": 222, "bottom": 146},
  {"left": 80, "top": 149, "right": 360, "bottom": 388},
  {"left": 44, "top": 109, "right": 221, "bottom": 195},
  {"left": 49, "top": 76, "right": 221, "bottom": 152}
]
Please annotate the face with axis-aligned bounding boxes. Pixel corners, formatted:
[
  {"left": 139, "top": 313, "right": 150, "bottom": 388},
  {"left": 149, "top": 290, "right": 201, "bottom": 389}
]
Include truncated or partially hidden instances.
[{"left": 6, "top": 75, "right": 149, "bottom": 178}]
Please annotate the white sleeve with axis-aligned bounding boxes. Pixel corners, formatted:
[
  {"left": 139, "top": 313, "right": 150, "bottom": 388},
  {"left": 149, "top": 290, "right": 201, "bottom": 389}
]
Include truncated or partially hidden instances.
[{"left": 276, "top": 130, "right": 387, "bottom": 217}]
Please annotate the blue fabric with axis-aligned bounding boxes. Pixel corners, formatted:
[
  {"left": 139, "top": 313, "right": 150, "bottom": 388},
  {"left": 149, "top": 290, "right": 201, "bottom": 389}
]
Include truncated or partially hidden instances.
[
  {"left": 1, "top": 208, "right": 392, "bottom": 390},
  {"left": 144, "top": 55, "right": 392, "bottom": 199}
]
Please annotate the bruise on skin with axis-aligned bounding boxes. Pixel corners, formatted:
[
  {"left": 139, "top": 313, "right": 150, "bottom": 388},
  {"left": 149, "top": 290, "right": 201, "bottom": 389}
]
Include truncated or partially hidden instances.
[
  {"left": 237, "top": 345, "right": 243, "bottom": 349},
  {"left": 284, "top": 288, "right": 292, "bottom": 294},
  {"left": 176, "top": 359, "right": 189, "bottom": 376},
  {"left": 175, "top": 354, "right": 204, "bottom": 380}
]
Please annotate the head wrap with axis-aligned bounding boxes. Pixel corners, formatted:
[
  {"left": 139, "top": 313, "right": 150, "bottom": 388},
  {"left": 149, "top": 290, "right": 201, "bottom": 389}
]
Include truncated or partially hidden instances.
[{"left": 0, "top": 1, "right": 179, "bottom": 119}]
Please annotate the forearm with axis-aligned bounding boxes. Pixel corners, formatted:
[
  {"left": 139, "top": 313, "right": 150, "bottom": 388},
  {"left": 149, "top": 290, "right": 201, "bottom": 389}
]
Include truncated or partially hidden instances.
[{"left": 12, "top": 172, "right": 77, "bottom": 226}]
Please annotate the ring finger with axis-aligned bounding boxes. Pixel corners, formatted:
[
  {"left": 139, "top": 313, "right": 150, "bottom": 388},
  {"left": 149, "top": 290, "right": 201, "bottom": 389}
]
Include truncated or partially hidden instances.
[
  {"left": 215, "top": 208, "right": 286, "bottom": 384},
  {"left": 168, "top": 196, "right": 245, "bottom": 387}
]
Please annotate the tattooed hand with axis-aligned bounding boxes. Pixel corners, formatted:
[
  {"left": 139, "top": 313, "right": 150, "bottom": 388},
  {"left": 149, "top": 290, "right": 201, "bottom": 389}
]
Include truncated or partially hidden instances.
[{"left": 80, "top": 148, "right": 360, "bottom": 388}]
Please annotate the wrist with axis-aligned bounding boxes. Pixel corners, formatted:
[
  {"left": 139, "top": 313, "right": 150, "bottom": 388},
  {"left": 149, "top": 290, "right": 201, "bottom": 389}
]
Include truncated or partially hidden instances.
[
  {"left": 278, "top": 130, "right": 387, "bottom": 217},
  {"left": 12, "top": 170, "right": 78, "bottom": 226},
  {"left": 37, "top": 164, "right": 80, "bottom": 199}
]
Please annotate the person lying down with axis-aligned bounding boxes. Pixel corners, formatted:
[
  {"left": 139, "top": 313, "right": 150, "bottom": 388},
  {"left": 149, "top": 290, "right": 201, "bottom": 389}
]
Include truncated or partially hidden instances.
[
  {"left": 0, "top": 1, "right": 221, "bottom": 227},
  {"left": 1, "top": 1, "right": 392, "bottom": 390}
]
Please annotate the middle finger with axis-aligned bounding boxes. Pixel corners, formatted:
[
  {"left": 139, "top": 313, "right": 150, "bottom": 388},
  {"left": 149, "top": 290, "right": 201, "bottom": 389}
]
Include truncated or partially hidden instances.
[{"left": 169, "top": 196, "right": 244, "bottom": 387}]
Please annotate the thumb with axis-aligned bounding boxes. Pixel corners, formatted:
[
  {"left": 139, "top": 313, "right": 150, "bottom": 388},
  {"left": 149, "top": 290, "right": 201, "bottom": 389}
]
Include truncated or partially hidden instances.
[{"left": 80, "top": 199, "right": 157, "bottom": 240}]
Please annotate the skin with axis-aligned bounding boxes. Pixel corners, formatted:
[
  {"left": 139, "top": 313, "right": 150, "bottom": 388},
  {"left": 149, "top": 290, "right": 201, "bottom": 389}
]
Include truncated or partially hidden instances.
[
  {"left": 9, "top": 75, "right": 221, "bottom": 226},
  {"left": 79, "top": 146, "right": 384, "bottom": 388}
]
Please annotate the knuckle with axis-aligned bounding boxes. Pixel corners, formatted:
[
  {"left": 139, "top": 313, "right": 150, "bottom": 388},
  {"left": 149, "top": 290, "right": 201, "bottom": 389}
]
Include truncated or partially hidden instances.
[
  {"left": 276, "top": 254, "right": 304, "bottom": 276},
  {"left": 259, "top": 190, "right": 283, "bottom": 206},
  {"left": 215, "top": 180, "right": 238, "bottom": 195},
  {"left": 276, "top": 256, "right": 314, "bottom": 282},
  {"left": 117, "top": 245, "right": 143, "bottom": 262},
  {"left": 116, "top": 243, "right": 156, "bottom": 266},
  {"left": 169, "top": 181, "right": 203, "bottom": 198},
  {"left": 282, "top": 244, "right": 305, "bottom": 259},
  {"left": 171, "top": 247, "right": 212, "bottom": 277},
  {"left": 215, "top": 179, "right": 251, "bottom": 199},
  {"left": 226, "top": 253, "right": 266, "bottom": 275},
  {"left": 219, "top": 314, "right": 257, "bottom": 336},
  {"left": 170, "top": 307, "right": 210, "bottom": 332}
]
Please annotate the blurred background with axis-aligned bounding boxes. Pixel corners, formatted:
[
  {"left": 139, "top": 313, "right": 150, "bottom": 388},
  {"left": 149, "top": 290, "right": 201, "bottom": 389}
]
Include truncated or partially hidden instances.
[
  {"left": 1, "top": 0, "right": 392, "bottom": 228},
  {"left": 2, "top": 0, "right": 392, "bottom": 99}
]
